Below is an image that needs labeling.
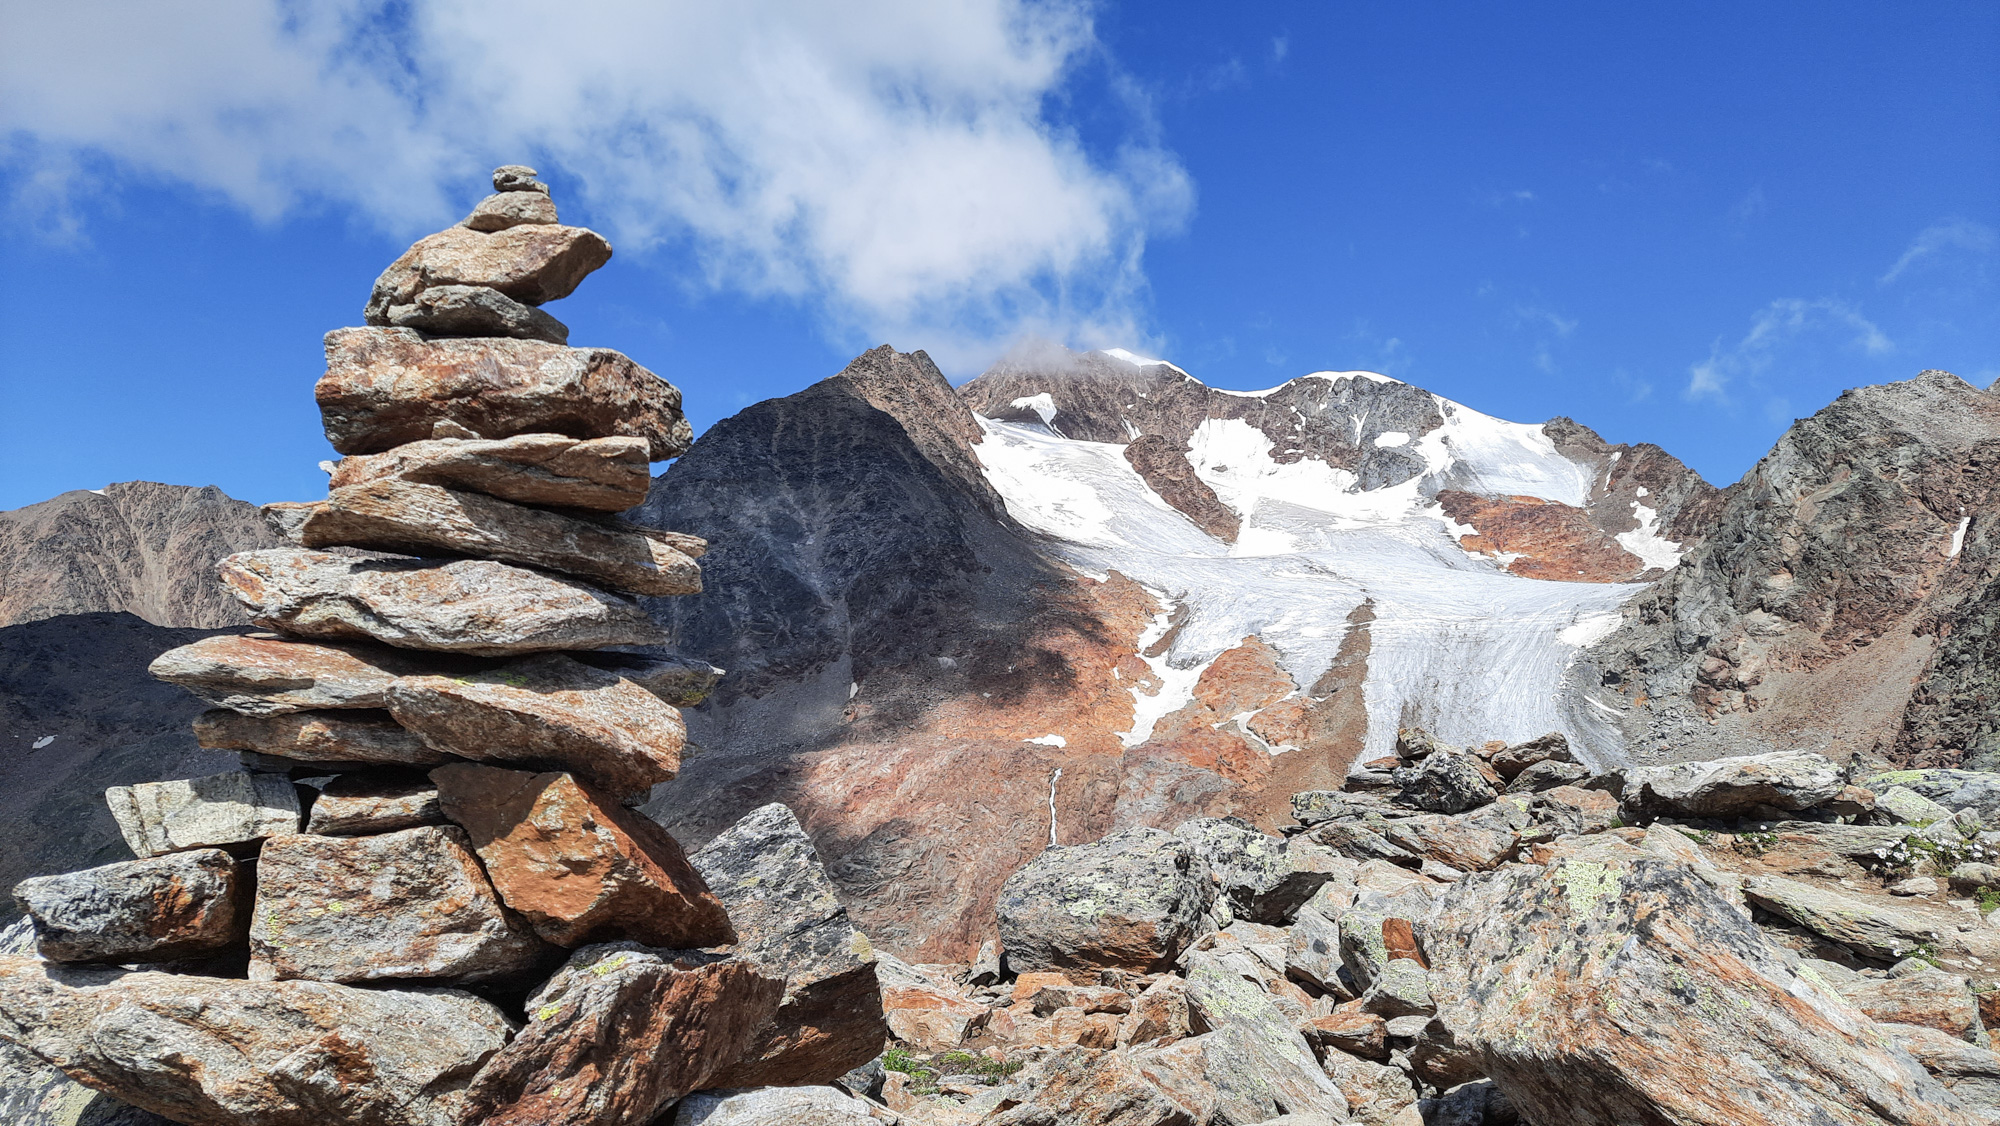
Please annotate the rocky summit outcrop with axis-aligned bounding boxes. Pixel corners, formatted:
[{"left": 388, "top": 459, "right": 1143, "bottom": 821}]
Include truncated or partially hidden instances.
[
  {"left": 1578, "top": 368, "right": 2000, "bottom": 769},
  {"left": 0, "top": 167, "right": 900, "bottom": 1126}
]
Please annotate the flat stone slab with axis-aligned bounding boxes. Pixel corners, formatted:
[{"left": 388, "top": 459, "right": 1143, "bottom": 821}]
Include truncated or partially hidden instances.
[
  {"left": 1742, "top": 875, "right": 1945, "bottom": 960},
  {"left": 455, "top": 943, "right": 783, "bottom": 1126},
  {"left": 385, "top": 284, "right": 569, "bottom": 344},
  {"left": 1627, "top": 751, "right": 1846, "bottom": 817},
  {"left": 221, "top": 548, "right": 669, "bottom": 656},
  {"left": 0, "top": 956, "right": 510, "bottom": 1126},
  {"left": 463, "top": 191, "right": 557, "bottom": 232},
  {"left": 250, "top": 826, "right": 546, "bottom": 984},
  {"left": 327, "top": 433, "right": 651, "bottom": 512},
  {"left": 387, "top": 654, "right": 685, "bottom": 801},
  {"left": 193, "top": 708, "right": 447, "bottom": 766},
  {"left": 13, "top": 849, "right": 246, "bottom": 964},
  {"left": 105, "top": 770, "right": 300, "bottom": 858},
  {"left": 317, "top": 327, "right": 690, "bottom": 460},
  {"left": 433, "top": 764, "right": 733, "bottom": 948},
  {"left": 281, "top": 479, "right": 702, "bottom": 597},
  {"left": 306, "top": 771, "right": 444, "bottom": 835},
  {"left": 363, "top": 223, "right": 611, "bottom": 321},
  {"left": 690, "top": 803, "right": 889, "bottom": 1088},
  {"left": 150, "top": 633, "right": 442, "bottom": 714}
]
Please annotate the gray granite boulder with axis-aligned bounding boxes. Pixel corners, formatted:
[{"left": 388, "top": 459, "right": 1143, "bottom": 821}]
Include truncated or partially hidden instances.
[
  {"left": 104, "top": 770, "right": 299, "bottom": 857},
  {"left": 385, "top": 284, "right": 569, "bottom": 344},
  {"left": 1393, "top": 750, "right": 1501, "bottom": 814},
  {"left": 996, "top": 826, "right": 1215, "bottom": 976},
  {"left": 1864, "top": 770, "right": 2000, "bottom": 823},
  {"left": 1624, "top": 750, "right": 1845, "bottom": 817},
  {"left": 1173, "top": 816, "right": 1341, "bottom": 924}
]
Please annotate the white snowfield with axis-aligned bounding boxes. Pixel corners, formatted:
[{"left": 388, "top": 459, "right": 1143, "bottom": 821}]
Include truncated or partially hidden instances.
[{"left": 972, "top": 365, "right": 1665, "bottom": 769}]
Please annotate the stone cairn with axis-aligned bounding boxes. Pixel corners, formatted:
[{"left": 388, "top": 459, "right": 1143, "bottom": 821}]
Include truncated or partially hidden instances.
[{"left": 0, "top": 167, "right": 887, "bottom": 1126}]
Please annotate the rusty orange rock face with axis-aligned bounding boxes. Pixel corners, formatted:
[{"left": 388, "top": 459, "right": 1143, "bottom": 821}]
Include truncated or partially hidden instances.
[
  {"left": 1439, "top": 490, "right": 1650, "bottom": 582},
  {"left": 431, "top": 763, "right": 732, "bottom": 949}
]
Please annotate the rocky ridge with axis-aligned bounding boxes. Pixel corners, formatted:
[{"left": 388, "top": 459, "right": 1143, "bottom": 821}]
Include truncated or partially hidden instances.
[{"left": 0, "top": 167, "right": 890, "bottom": 1126}]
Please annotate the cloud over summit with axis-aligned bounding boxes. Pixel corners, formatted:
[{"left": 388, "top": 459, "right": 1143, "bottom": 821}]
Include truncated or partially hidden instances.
[{"left": 0, "top": 0, "right": 1191, "bottom": 369}]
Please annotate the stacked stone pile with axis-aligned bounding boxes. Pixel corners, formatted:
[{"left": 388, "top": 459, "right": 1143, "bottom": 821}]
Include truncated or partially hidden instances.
[
  {"left": 850, "top": 735, "right": 2000, "bottom": 1126},
  {"left": 0, "top": 167, "right": 889, "bottom": 1126}
]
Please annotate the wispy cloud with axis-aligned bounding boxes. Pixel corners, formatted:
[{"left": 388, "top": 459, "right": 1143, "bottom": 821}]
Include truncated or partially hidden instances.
[
  {"left": 1728, "top": 186, "right": 1766, "bottom": 225},
  {"left": 0, "top": 0, "right": 1192, "bottom": 372},
  {"left": 1271, "top": 36, "right": 1289, "bottom": 63},
  {"left": 1880, "top": 218, "right": 1999, "bottom": 285},
  {"left": 1687, "top": 297, "right": 1893, "bottom": 402}
]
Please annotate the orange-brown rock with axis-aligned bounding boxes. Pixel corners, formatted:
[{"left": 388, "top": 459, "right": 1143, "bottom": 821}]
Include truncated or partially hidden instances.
[
  {"left": 1833, "top": 970, "right": 1982, "bottom": 1040},
  {"left": 249, "top": 826, "right": 546, "bottom": 985},
  {"left": 1439, "top": 490, "right": 1649, "bottom": 582},
  {"left": 1304, "top": 1011, "right": 1388, "bottom": 1060},
  {"left": 882, "top": 984, "right": 992, "bottom": 1049},
  {"left": 193, "top": 708, "right": 447, "bottom": 767},
  {"left": 364, "top": 223, "right": 611, "bottom": 321},
  {"left": 327, "top": 433, "right": 651, "bottom": 511},
  {"left": 1010, "top": 1007, "right": 1121, "bottom": 1050},
  {"left": 431, "top": 764, "right": 732, "bottom": 949},
  {"left": 12, "top": 849, "right": 247, "bottom": 964},
  {"left": 317, "top": 327, "right": 691, "bottom": 459},
  {"left": 1012, "top": 972, "right": 1076, "bottom": 1002},
  {"left": 221, "top": 548, "right": 669, "bottom": 656},
  {"left": 280, "top": 479, "right": 703, "bottom": 597},
  {"left": 455, "top": 943, "right": 783, "bottom": 1126},
  {"left": 306, "top": 770, "right": 444, "bottom": 835},
  {"left": 387, "top": 655, "right": 684, "bottom": 801},
  {"left": 992, "top": 1046, "right": 1200, "bottom": 1126},
  {"left": 1117, "top": 976, "right": 1192, "bottom": 1048}
]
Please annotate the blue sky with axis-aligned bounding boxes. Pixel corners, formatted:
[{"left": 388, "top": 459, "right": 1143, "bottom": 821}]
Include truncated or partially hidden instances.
[{"left": 1, "top": 1, "right": 1994, "bottom": 510}]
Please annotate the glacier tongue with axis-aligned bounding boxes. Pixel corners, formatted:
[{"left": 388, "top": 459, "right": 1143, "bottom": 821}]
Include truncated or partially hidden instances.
[{"left": 973, "top": 412, "right": 1643, "bottom": 768}]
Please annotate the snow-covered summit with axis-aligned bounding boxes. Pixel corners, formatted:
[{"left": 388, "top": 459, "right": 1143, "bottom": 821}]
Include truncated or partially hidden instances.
[{"left": 958, "top": 347, "right": 1718, "bottom": 767}]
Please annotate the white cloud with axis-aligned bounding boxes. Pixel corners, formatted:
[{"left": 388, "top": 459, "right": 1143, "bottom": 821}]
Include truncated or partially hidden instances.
[
  {"left": 1686, "top": 297, "right": 1894, "bottom": 402},
  {"left": 1880, "top": 218, "right": 1999, "bottom": 285},
  {"left": 0, "top": 0, "right": 1191, "bottom": 371}
]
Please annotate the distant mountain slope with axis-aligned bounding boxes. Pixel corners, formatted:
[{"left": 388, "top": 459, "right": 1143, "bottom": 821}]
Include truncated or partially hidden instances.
[
  {"left": 0, "top": 613, "right": 242, "bottom": 920},
  {"left": 0, "top": 481, "right": 283, "bottom": 628},
  {"left": 1577, "top": 368, "right": 2000, "bottom": 770}
]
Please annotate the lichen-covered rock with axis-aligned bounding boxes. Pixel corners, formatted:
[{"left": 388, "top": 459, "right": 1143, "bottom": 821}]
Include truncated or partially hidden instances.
[
  {"left": 363, "top": 224, "right": 611, "bottom": 322},
  {"left": 384, "top": 284, "right": 569, "bottom": 344},
  {"left": 997, "top": 827, "right": 1215, "bottom": 976},
  {"left": 432, "top": 764, "right": 732, "bottom": 948},
  {"left": 194, "top": 708, "right": 447, "bottom": 766},
  {"left": 1865, "top": 770, "right": 2000, "bottom": 823},
  {"left": 327, "top": 433, "right": 651, "bottom": 511},
  {"left": 1624, "top": 750, "right": 1846, "bottom": 817},
  {"left": 250, "top": 826, "right": 546, "bottom": 984},
  {"left": 1426, "top": 850, "right": 1973, "bottom": 1125},
  {"left": 1172, "top": 816, "right": 1340, "bottom": 924},
  {"left": 996, "top": 1046, "right": 1200, "bottom": 1126},
  {"left": 0, "top": 956, "right": 510, "bottom": 1126},
  {"left": 13, "top": 849, "right": 245, "bottom": 964},
  {"left": 317, "top": 327, "right": 690, "bottom": 460},
  {"left": 1879, "top": 785, "right": 1959, "bottom": 826},
  {"left": 1741, "top": 874, "right": 1945, "bottom": 960},
  {"left": 281, "top": 479, "right": 703, "bottom": 597},
  {"left": 149, "top": 633, "right": 441, "bottom": 714},
  {"left": 1884, "top": 1022, "right": 2000, "bottom": 1122},
  {"left": 670, "top": 1085, "right": 884, "bottom": 1125},
  {"left": 1360, "top": 957, "right": 1434, "bottom": 1019},
  {"left": 1284, "top": 880, "right": 1357, "bottom": 996},
  {"left": 388, "top": 654, "right": 685, "bottom": 801},
  {"left": 1506, "top": 759, "right": 1590, "bottom": 793},
  {"left": 1393, "top": 750, "right": 1501, "bottom": 814},
  {"left": 305, "top": 770, "right": 444, "bottom": 835},
  {"left": 221, "top": 548, "right": 668, "bottom": 655},
  {"left": 104, "top": 770, "right": 299, "bottom": 857},
  {"left": 454, "top": 943, "right": 783, "bottom": 1126},
  {"left": 690, "top": 803, "right": 889, "bottom": 1088},
  {"left": 1304, "top": 1011, "right": 1387, "bottom": 1060},
  {"left": 1178, "top": 948, "right": 1349, "bottom": 1121}
]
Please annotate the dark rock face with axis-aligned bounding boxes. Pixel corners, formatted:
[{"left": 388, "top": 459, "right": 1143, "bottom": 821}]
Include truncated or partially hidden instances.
[
  {"left": 1122, "top": 436, "right": 1239, "bottom": 542},
  {"left": 13, "top": 849, "right": 247, "bottom": 964},
  {"left": 0, "top": 613, "right": 242, "bottom": 924},
  {"left": 0, "top": 482, "right": 283, "bottom": 629},
  {"left": 1576, "top": 369, "right": 2000, "bottom": 769}
]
